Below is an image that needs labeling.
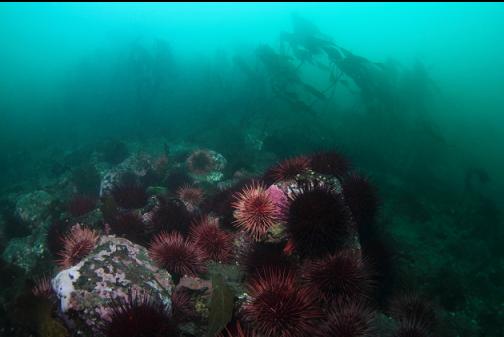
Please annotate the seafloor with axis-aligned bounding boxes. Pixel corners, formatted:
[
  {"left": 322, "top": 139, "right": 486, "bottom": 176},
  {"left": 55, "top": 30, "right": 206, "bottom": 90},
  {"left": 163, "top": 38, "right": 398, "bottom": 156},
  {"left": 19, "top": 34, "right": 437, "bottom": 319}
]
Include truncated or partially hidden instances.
[{"left": 0, "top": 137, "right": 502, "bottom": 337}]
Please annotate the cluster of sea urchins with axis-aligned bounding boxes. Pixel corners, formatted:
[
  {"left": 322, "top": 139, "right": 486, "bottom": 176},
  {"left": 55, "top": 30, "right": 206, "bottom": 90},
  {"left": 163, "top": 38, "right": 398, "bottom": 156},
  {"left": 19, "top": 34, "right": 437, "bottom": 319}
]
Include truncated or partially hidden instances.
[
  {"left": 227, "top": 151, "right": 437, "bottom": 337},
  {"left": 38, "top": 149, "right": 436, "bottom": 337}
]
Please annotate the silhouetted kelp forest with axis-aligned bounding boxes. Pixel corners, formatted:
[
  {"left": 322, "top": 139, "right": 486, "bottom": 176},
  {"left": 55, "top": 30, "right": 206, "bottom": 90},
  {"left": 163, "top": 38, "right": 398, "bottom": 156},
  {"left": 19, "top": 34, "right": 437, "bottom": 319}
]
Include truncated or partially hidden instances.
[{"left": 0, "top": 8, "right": 503, "bottom": 337}]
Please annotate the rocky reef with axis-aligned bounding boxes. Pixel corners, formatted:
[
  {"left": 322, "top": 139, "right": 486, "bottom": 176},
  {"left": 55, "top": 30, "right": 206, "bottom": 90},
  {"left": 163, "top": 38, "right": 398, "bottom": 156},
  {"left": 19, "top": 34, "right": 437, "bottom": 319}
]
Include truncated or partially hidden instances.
[{"left": 0, "top": 142, "right": 446, "bottom": 337}]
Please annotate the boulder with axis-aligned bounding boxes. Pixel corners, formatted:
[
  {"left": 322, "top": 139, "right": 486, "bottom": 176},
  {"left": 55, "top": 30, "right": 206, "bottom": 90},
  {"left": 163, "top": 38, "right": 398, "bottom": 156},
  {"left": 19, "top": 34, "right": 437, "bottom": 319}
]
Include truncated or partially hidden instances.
[{"left": 52, "top": 235, "right": 173, "bottom": 337}]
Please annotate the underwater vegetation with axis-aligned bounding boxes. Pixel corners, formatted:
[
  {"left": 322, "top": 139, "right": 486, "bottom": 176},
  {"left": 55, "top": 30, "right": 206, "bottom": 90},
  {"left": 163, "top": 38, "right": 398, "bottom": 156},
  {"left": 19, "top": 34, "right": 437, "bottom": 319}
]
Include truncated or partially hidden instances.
[{"left": 0, "top": 8, "right": 503, "bottom": 337}]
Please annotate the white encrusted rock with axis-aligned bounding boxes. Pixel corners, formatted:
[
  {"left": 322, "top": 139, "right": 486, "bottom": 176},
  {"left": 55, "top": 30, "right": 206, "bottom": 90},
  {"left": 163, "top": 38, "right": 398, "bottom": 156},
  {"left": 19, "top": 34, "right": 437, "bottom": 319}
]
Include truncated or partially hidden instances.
[{"left": 52, "top": 235, "right": 173, "bottom": 337}]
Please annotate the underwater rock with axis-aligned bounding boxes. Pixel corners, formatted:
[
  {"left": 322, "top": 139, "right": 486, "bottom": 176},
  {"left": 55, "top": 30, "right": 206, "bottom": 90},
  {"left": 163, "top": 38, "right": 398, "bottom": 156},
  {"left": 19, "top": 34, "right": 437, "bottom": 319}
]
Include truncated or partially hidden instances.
[
  {"left": 244, "top": 132, "right": 264, "bottom": 151},
  {"left": 2, "top": 224, "right": 49, "bottom": 273},
  {"left": 174, "top": 276, "right": 212, "bottom": 337},
  {"left": 99, "top": 153, "right": 154, "bottom": 197},
  {"left": 52, "top": 235, "right": 173, "bottom": 337},
  {"left": 175, "top": 262, "right": 243, "bottom": 337},
  {"left": 14, "top": 190, "right": 54, "bottom": 230}
]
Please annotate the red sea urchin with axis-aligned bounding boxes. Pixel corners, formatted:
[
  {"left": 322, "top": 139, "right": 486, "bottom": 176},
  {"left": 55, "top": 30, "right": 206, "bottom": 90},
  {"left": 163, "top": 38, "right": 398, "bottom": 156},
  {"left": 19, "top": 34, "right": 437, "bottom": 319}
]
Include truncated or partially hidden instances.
[
  {"left": 201, "top": 178, "right": 255, "bottom": 229},
  {"left": 149, "top": 197, "right": 192, "bottom": 235},
  {"left": 393, "top": 320, "right": 432, "bottom": 337},
  {"left": 177, "top": 184, "right": 205, "bottom": 211},
  {"left": 165, "top": 169, "right": 194, "bottom": 191},
  {"left": 268, "top": 156, "right": 311, "bottom": 182},
  {"left": 189, "top": 215, "right": 234, "bottom": 263},
  {"left": 286, "top": 181, "right": 352, "bottom": 258},
  {"left": 109, "top": 211, "right": 148, "bottom": 245},
  {"left": 324, "top": 300, "right": 376, "bottom": 337},
  {"left": 103, "top": 292, "right": 176, "bottom": 337},
  {"left": 310, "top": 151, "right": 350, "bottom": 177},
  {"left": 232, "top": 182, "right": 283, "bottom": 240},
  {"left": 46, "top": 218, "right": 72, "bottom": 258},
  {"left": 302, "top": 249, "right": 373, "bottom": 303},
  {"left": 389, "top": 293, "right": 436, "bottom": 330},
  {"left": 149, "top": 231, "right": 206, "bottom": 278},
  {"left": 58, "top": 225, "right": 99, "bottom": 268},
  {"left": 68, "top": 194, "right": 96, "bottom": 217},
  {"left": 171, "top": 288, "right": 197, "bottom": 323},
  {"left": 32, "top": 275, "right": 54, "bottom": 299},
  {"left": 111, "top": 181, "right": 148, "bottom": 209},
  {"left": 242, "top": 268, "right": 322, "bottom": 337},
  {"left": 186, "top": 149, "right": 215, "bottom": 175}
]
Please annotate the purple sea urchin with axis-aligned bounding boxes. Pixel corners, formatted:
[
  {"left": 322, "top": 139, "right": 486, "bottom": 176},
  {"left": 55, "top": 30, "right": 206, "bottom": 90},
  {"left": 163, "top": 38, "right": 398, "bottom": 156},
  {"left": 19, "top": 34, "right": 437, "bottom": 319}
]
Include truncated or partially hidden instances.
[
  {"left": 103, "top": 292, "right": 175, "bottom": 337},
  {"left": 302, "top": 249, "right": 373, "bottom": 303},
  {"left": 324, "top": 300, "right": 376, "bottom": 337},
  {"left": 389, "top": 293, "right": 436, "bottom": 330},
  {"left": 242, "top": 268, "right": 322, "bottom": 337},
  {"left": 310, "top": 151, "right": 350, "bottom": 177},
  {"left": 286, "top": 181, "right": 352, "bottom": 258},
  {"left": 269, "top": 156, "right": 311, "bottom": 182},
  {"left": 149, "top": 197, "right": 192, "bottom": 235},
  {"left": 109, "top": 211, "right": 147, "bottom": 245},
  {"left": 111, "top": 181, "right": 148, "bottom": 209}
]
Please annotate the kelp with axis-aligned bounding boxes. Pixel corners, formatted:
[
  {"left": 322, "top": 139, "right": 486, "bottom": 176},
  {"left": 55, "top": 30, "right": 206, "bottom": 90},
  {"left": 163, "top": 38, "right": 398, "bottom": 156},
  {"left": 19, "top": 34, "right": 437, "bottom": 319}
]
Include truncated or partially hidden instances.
[{"left": 206, "top": 273, "right": 234, "bottom": 337}]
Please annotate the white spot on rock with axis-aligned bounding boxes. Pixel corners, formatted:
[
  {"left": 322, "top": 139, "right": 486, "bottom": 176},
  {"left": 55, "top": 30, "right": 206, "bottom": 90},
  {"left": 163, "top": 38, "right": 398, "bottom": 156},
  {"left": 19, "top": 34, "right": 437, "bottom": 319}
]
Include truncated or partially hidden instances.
[{"left": 52, "top": 265, "right": 81, "bottom": 312}]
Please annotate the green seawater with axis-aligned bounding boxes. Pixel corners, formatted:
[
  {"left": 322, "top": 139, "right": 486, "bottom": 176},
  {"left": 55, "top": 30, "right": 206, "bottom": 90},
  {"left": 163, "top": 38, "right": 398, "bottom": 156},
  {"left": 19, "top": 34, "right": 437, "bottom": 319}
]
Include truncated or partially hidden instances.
[{"left": 0, "top": 3, "right": 503, "bottom": 337}]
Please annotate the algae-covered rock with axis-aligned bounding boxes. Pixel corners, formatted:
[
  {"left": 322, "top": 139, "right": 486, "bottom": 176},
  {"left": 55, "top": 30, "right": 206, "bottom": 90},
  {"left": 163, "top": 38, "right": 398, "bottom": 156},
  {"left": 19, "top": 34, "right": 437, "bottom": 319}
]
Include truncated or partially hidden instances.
[
  {"left": 2, "top": 190, "right": 55, "bottom": 273},
  {"left": 176, "top": 263, "right": 243, "bottom": 337},
  {"left": 15, "top": 190, "right": 54, "bottom": 230},
  {"left": 2, "top": 224, "right": 49, "bottom": 273},
  {"left": 99, "top": 153, "right": 155, "bottom": 197},
  {"left": 52, "top": 235, "right": 173, "bottom": 337}
]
